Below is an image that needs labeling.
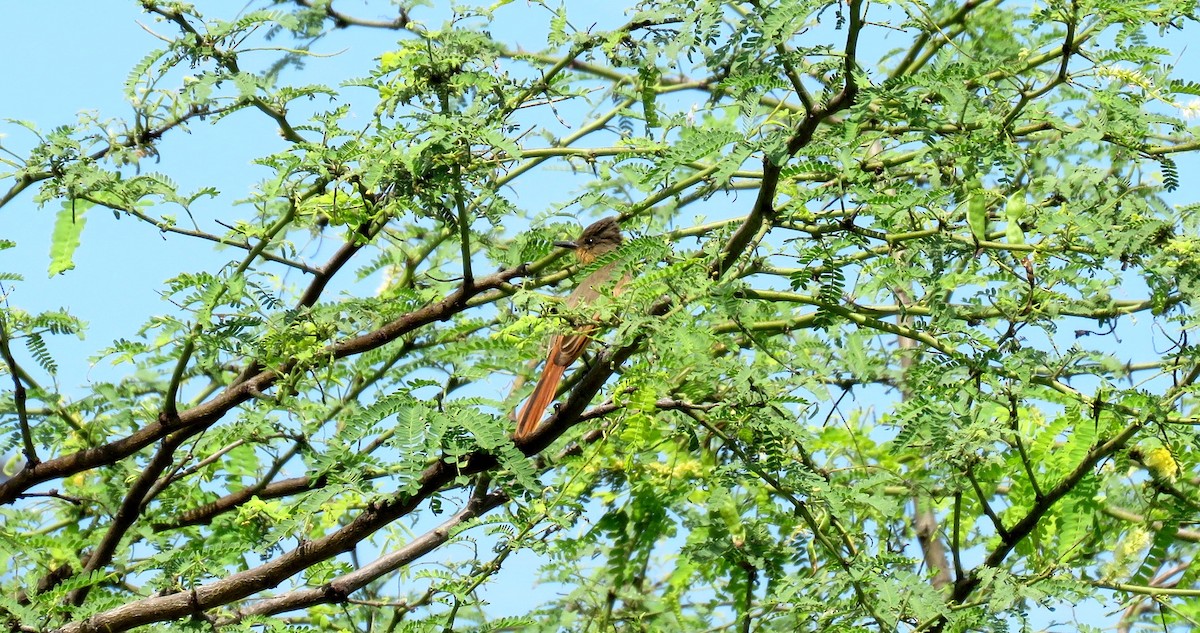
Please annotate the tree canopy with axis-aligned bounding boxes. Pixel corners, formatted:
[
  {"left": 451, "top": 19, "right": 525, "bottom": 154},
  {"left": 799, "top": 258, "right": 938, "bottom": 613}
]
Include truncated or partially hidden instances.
[{"left": 4, "top": 0, "right": 1200, "bottom": 631}]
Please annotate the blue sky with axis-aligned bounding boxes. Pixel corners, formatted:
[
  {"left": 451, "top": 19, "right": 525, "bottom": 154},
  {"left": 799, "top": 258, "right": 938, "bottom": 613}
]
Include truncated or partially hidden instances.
[
  {"left": 0, "top": 1, "right": 638, "bottom": 387},
  {"left": 4, "top": 2, "right": 1200, "bottom": 629},
  {"left": 0, "top": 1, "right": 638, "bottom": 622}
]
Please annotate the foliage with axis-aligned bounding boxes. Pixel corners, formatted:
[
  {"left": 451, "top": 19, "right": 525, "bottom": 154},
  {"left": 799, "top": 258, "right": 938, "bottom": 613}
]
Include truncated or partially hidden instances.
[{"left": 2, "top": 0, "right": 1200, "bottom": 631}]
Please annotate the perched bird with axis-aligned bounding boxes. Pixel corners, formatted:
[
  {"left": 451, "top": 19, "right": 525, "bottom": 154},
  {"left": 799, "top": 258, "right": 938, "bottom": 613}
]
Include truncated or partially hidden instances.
[{"left": 515, "top": 217, "right": 625, "bottom": 438}]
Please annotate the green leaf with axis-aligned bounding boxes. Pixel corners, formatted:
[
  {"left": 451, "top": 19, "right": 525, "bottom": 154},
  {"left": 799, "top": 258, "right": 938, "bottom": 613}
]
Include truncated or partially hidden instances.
[
  {"left": 233, "top": 72, "right": 259, "bottom": 98},
  {"left": 1131, "top": 520, "right": 1179, "bottom": 586},
  {"left": 48, "top": 199, "right": 91, "bottom": 277}
]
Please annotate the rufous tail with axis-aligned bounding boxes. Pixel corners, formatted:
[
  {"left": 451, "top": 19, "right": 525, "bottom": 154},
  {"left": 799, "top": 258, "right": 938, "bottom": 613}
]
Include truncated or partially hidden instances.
[{"left": 515, "top": 341, "right": 568, "bottom": 438}]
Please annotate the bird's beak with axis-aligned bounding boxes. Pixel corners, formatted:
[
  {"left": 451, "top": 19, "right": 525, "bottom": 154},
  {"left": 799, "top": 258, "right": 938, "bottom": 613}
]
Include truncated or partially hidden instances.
[{"left": 554, "top": 240, "right": 578, "bottom": 249}]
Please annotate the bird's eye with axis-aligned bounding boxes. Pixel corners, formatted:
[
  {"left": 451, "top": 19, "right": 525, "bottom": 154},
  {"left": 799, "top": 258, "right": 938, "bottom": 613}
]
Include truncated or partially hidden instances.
[{"left": 585, "top": 238, "right": 594, "bottom": 244}]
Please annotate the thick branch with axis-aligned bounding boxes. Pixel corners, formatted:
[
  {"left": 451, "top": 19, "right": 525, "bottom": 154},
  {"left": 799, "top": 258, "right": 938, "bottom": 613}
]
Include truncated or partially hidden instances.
[
  {"left": 59, "top": 329, "right": 627, "bottom": 632},
  {"left": 928, "top": 417, "right": 1147, "bottom": 630},
  {"left": 66, "top": 430, "right": 194, "bottom": 605},
  {"left": 220, "top": 490, "right": 507, "bottom": 625},
  {"left": 714, "top": 0, "right": 862, "bottom": 278},
  {"left": 0, "top": 264, "right": 527, "bottom": 505}
]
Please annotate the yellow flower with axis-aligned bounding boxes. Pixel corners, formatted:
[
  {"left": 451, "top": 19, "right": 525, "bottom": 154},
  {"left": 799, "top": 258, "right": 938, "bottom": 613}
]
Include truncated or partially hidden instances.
[{"left": 1144, "top": 447, "right": 1180, "bottom": 482}]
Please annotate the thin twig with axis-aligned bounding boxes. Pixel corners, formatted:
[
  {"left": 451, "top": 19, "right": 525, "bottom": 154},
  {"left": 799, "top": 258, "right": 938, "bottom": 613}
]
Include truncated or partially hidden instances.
[{"left": 0, "top": 311, "right": 37, "bottom": 466}]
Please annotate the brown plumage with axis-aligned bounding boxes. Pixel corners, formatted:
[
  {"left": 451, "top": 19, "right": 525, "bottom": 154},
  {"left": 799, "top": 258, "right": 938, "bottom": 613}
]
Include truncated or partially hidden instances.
[{"left": 515, "top": 217, "right": 625, "bottom": 438}]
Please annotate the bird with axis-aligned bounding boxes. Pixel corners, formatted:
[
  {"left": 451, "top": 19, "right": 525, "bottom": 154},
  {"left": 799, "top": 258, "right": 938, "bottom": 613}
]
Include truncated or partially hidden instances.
[{"left": 515, "top": 217, "right": 625, "bottom": 439}]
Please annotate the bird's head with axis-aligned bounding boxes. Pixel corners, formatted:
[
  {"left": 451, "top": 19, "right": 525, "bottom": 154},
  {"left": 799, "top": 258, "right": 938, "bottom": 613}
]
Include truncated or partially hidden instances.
[{"left": 554, "top": 217, "right": 623, "bottom": 265}]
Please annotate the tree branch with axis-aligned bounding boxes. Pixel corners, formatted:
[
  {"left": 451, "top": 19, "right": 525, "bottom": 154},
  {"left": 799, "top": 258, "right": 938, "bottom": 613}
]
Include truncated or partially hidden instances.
[
  {"left": 291, "top": 0, "right": 413, "bottom": 30},
  {"left": 0, "top": 263, "right": 527, "bottom": 505},
  {"left": 219, "top": 490, "right": 508, "bottom": 625},
  {"left": 0, "top": 311, "right": 36, "bottom": 466},
  {"left": 66, "top": 430, "right": 194, "bottom": 605}
]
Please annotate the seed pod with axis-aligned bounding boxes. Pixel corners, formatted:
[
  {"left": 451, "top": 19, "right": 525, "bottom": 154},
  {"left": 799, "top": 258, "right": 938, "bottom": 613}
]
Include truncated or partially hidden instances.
[
  {"left": 967, "top": 190, "right": 988, "bottom": 242},
  {"left": 1005, "top": 192, "right": 1027, "bottom": 245}
]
